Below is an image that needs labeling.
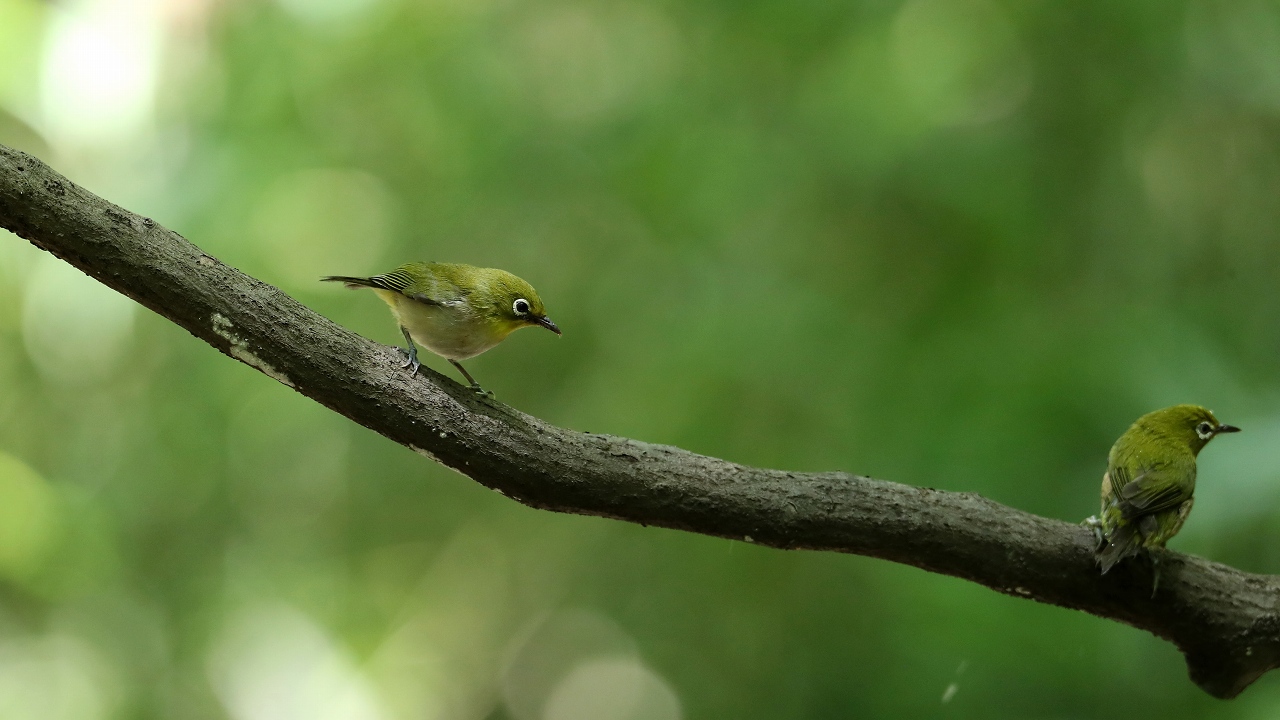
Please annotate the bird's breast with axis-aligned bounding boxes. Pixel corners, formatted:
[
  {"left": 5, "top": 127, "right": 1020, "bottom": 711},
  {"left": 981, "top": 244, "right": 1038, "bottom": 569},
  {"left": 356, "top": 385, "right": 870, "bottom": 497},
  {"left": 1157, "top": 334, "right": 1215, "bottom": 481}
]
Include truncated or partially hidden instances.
[{"left": 385, "top": 294, "right": 511, "bottom": 361}]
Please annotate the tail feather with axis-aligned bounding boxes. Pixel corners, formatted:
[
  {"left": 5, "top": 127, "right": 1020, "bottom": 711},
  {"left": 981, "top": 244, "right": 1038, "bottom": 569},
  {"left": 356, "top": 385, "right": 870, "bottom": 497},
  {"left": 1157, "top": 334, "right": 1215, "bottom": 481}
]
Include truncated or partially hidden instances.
[
  {"left": 1096, "top": 522, "right": 1140, "bottom": 574},
  {"left": 321, "top": 271, "right": 414, "bottom": 292},
  {"left": 321, "top": 275, "right": 382, "bottom": 289}
]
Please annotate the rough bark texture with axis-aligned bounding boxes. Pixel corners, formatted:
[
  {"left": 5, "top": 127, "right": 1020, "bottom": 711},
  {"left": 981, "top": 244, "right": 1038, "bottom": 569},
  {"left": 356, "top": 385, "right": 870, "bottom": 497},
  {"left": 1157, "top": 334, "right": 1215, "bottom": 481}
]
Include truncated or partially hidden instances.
[{"left": 1, "top": 143, "right": 1277, "bottom": 699}]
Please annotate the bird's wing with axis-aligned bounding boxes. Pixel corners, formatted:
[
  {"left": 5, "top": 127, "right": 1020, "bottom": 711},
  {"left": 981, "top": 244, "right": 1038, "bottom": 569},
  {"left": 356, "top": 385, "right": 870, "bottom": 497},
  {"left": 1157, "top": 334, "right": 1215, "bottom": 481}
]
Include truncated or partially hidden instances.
[
  {"left": 410, "top": 282, "right": 468, "bottom": 307},
  {"left": 363, "top": 268, "right": 420, "bottom": 294},
  {"left": 1111, "top": 461, "right": 1195, "bottom": 520},
  {"left": 384, "top": 264, "right": 470, "bottom": 307},
  {"left": 406, "top": 292, "right": 444, "bottom": 306}
]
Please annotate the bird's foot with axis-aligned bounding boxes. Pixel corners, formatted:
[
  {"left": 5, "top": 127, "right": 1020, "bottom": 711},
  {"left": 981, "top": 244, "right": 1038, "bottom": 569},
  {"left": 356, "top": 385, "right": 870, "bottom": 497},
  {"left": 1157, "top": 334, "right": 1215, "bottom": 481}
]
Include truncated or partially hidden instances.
[
  {"left": 398, "top": 347, "right": 421, "bottom": 375},
  {"left": 448, "top": 360, "right": 491, "bottom": 398},
  {"left": 1081, "top": 515, "right": 1106, "bottom": 551},
  {"left": 397, "top": 328, "right": 422, "bottom": 375}
]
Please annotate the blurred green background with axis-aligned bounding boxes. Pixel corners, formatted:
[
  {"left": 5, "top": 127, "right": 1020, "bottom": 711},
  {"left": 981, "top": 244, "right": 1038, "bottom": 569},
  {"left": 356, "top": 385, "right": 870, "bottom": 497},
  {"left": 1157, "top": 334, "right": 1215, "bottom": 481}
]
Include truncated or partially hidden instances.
[{"left": 3, "top": 0, "right": 1280, "bottom": 717}]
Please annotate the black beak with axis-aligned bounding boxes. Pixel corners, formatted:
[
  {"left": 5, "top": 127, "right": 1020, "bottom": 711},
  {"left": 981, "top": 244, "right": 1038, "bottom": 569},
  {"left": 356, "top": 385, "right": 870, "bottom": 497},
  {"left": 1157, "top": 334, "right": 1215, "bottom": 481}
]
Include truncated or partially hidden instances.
[
  {"left": 1217, "top": 424, "right": 1241, "bottom": 434},
  {"left": 533, "top": 316, "right": 562, "bottom": 335}
]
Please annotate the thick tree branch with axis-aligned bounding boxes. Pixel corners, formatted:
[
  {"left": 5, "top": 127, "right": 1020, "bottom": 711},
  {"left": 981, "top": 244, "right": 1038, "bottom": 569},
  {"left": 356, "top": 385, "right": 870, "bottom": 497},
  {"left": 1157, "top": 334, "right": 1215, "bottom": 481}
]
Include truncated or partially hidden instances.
[{"left": 1, "top": 144, "right": 1276, "bottom": 699}]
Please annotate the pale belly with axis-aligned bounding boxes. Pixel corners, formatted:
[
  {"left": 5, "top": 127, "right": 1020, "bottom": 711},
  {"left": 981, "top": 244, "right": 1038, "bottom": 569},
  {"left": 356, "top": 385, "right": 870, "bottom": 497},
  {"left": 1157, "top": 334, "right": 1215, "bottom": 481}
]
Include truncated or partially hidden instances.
[{"left": 378, "top": 291, "right": 505, "bottom": 361}]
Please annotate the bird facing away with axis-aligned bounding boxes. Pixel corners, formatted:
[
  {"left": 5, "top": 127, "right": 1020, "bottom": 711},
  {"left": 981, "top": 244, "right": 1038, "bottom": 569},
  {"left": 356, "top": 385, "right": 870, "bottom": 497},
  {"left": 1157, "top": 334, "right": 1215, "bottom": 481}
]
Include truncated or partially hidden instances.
[
  {"left": 1087, "top": 404, "right": 1239, "bottom": 594},
  {"left": 322, "top": 262, "right": 560, "bottom": 394}
]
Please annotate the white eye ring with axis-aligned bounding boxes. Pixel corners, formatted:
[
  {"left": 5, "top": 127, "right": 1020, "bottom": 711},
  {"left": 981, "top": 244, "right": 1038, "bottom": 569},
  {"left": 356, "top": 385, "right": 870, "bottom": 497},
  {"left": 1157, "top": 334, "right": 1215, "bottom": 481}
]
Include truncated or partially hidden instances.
[
  {"left": 513, "top": 298, "right": 530, "bottom": 315},
  {"left": 1196, "top": 422, "right": 1214, "bottom": 440}
]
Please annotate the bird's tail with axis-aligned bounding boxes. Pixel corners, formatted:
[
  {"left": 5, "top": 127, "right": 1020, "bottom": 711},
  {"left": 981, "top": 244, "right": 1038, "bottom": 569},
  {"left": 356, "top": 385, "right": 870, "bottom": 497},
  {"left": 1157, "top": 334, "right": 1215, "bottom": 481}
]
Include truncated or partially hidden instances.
[
  {"left": 321, "top": 275, "right": 381, "bottom": 289},
  {"left": 1096, "top": 522, "right": 1141, "bottom": 574}
]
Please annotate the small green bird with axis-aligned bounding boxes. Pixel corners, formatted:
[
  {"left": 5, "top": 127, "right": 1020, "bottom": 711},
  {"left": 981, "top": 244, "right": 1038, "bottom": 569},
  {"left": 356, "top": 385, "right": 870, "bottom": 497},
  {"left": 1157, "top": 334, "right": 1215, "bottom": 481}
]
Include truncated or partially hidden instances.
[
  {"left": 322, "top": 262, "right": 560, "bottom": 394},
  {"left": 1086, "top": 404, "right": 1239, "bottom": 594}
]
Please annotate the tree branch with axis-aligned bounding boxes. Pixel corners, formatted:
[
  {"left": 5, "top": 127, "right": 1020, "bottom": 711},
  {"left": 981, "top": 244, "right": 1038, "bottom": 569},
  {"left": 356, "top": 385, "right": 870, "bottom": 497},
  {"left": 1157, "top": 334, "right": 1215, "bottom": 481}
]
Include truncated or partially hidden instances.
[{"left": 1, "top": 143, "right": 1276, "bottom": 699}]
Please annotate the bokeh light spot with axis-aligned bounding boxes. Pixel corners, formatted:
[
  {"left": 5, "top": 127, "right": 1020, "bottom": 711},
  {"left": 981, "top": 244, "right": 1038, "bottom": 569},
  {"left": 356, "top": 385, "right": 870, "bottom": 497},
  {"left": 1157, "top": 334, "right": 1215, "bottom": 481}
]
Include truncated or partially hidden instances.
[
  {"left": 542, "top": 656, "right": 681, "bottom": 720},
  {"left": 39, "top": 0, "right": 158, "bottom": 150},
  {"left": 0, "top": 635, "right": 115, "bottom": 720},
  {"left": 0, "top": 451, "right": 58, "bottom": 580},
  {"left": 891, "top": 0, "right": 1031, "bottom": 126},
  {"left": 22, "top": 257, "right": 135, "bottom": 387},
  {"left": 517, "top": 5, "right": 681, "bottom": 124},
  {"left": 208, "top": 605, "right": 387, "bottom": 720}
]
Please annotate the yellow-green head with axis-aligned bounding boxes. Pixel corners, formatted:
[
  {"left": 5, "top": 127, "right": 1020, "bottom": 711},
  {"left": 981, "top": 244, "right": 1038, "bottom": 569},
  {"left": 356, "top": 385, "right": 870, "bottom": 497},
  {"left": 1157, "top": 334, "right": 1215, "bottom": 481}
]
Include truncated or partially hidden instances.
[
  {"left": 454, "top": 264, "right": 560, "bottom": 337},
  {"left": 1119, "top": 404, "right": 1240, "bottom": 457}
]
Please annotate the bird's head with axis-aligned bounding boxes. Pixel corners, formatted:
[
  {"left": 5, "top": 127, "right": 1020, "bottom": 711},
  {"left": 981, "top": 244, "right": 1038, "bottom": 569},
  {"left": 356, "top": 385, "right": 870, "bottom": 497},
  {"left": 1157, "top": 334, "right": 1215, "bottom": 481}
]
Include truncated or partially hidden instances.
[
  {"left": 480, "top": 270, "right": 561, "bottom": 337},
  {"left": 1140, "top": 404, "right": 1240, "bottom": 454}
]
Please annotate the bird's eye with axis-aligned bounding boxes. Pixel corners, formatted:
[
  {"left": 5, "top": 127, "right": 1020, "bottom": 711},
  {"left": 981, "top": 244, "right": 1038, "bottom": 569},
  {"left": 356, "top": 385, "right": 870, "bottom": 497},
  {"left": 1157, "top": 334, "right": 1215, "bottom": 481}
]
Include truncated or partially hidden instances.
[
  {"left": 513, "top": 298, "right": 530, "bottom": 315},
  {"left": 1196, "top": 421, "right": 1214, "bottom": 440}
]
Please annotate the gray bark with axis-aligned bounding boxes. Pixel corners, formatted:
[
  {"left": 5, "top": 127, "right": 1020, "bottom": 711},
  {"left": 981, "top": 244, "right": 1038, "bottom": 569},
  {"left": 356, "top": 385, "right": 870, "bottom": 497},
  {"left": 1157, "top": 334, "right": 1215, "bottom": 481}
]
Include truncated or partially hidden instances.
[{"left": 1, "top": 143, "right": 1276, "bottom": 699}]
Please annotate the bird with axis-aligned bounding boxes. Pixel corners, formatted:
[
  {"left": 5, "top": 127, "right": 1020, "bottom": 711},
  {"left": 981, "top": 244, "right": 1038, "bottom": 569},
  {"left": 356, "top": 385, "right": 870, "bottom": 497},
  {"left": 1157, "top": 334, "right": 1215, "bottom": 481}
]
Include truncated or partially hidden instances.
[
  {"left": 322, "top": 261, "right": 560, "bottom": 395},
  {"left": 1084, "top": 404, "right": 1239, "bottom": 595}
]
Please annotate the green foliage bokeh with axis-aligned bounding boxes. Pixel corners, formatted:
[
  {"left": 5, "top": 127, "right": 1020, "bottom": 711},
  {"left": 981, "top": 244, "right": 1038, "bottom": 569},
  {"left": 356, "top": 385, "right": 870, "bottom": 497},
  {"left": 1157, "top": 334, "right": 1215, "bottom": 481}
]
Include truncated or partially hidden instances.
[{"left": 3, "top": 0, "right": 1280, "bottom": 717}]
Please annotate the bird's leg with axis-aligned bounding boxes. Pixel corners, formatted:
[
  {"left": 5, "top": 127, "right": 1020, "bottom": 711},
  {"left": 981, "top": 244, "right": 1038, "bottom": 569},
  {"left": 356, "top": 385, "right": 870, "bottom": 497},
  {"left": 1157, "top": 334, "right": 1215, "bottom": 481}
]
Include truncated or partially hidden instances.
[
  {"left": 1149, "top": 548, "right": 1162, "bottom": 598},
  {"left": 450, "top": 359, "right": 492, "bottom": 397},
  {"left": 399, "top": 327, "right": 421, "bottom": 375}
]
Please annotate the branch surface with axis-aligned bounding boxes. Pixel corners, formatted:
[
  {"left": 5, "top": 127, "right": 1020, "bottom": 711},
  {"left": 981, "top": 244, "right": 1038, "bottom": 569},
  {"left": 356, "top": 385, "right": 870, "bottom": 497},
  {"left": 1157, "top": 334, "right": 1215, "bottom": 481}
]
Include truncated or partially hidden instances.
[{"left": 1, "top": 144, "right": 1277, "bottom": 699}]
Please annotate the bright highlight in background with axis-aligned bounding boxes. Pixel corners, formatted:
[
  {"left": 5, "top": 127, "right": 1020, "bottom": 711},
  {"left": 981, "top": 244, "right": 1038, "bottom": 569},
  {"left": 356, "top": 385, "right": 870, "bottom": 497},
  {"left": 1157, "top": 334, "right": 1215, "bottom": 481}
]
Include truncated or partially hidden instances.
[
  {"left": 39, "top": 0, "right": 159, "bottom": 150},
  {"left": 502, "top": 610, "right": 682, "bottom": 720},
  {"left": 543, "top": 657, "right": 681, "bottom": 720},
  {"left": 209, "top": 605, "right": 387, "bottom": 720},
  {"left": 0, "top": 635, "right": 116, "bottom": 720}
]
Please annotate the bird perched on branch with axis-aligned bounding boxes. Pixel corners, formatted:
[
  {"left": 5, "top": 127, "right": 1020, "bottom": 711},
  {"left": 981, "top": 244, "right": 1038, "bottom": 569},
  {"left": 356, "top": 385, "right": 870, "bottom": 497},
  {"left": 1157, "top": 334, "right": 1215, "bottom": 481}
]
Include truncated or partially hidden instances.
[
  {"left": 1084, "top": 404, "right": 1239, "bottom": 595},
  {"left": 322, "top": 262, "right": 560, "bottom": 395}
]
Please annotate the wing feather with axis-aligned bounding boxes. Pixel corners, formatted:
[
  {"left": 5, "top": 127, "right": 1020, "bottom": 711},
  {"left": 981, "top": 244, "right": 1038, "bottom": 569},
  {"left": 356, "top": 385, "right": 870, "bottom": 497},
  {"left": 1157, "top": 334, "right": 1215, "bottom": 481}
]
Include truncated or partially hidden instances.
[{"left": 1113, "top": 461, "right": 1195, "bottom": 520}]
